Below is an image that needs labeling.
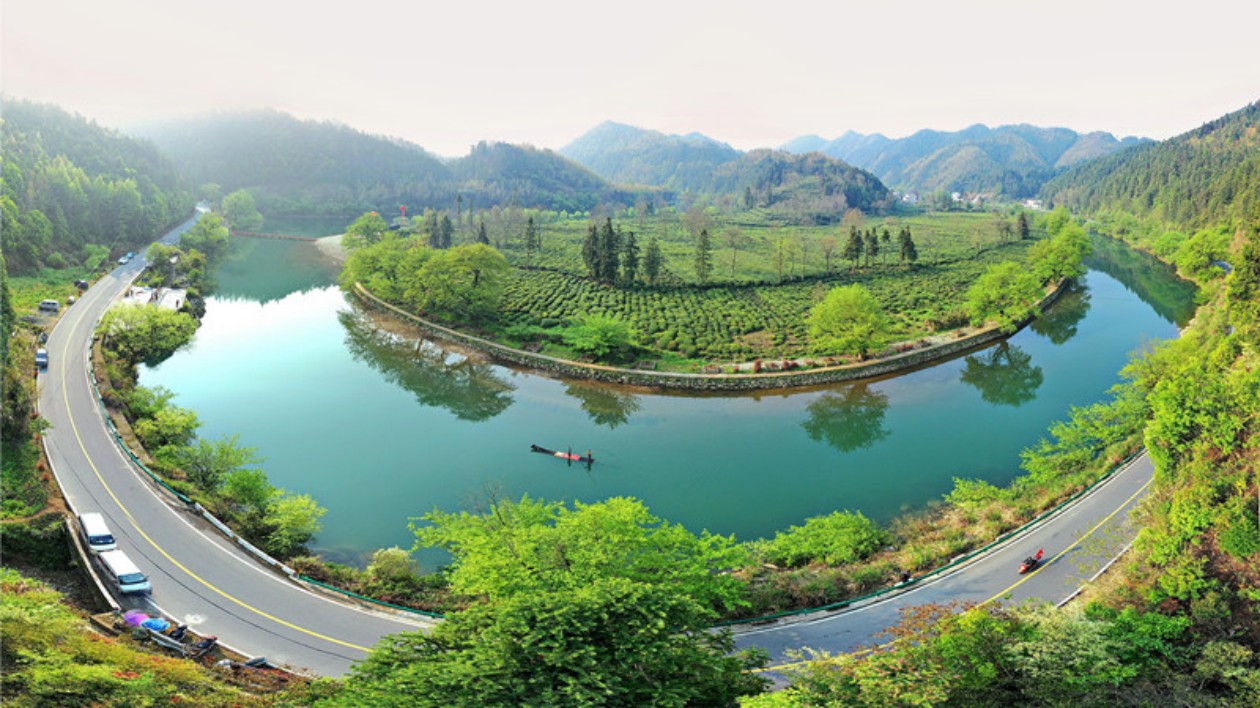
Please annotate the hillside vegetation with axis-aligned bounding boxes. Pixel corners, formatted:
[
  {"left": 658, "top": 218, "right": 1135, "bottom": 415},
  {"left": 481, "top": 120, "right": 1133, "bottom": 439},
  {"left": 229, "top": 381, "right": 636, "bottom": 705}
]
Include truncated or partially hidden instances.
[
  {"left": 558, "top": 120, "right": 741, "bottom": 188},
  {"left": 1, "top": 99, "right": 193, "bottom": 274},
  {"left": 1043, "top": 100, "right": 1260, "bottom": 228}
]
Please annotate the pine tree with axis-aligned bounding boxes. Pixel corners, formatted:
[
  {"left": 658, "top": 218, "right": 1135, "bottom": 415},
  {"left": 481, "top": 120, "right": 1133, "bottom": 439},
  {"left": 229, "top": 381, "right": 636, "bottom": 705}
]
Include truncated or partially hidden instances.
[
  {"left": 899, "top": 226, "right": 919, "bottom": 268},
  {"left": 844, "top": 226, "right": 864, "bottom": 270},
  {"left": 425, "top": 209, "right": 441, "bottom": 249},
  {"left": 582, "top": 224, "right": 599, "bottom": 279},
  {"left": 524, "top": 216, "right": 539, "bottom": 268},
  {"left": 864, "top": 229, "right": 879, "bottom": 267},
  {"left": 694, "top": 228, "right": 713, "bottom": 284},
  {"left": 1017, "top": 211, "right": 1030, "bottom": 240},
  {"left": 643, "top": 236, "right": 663, "bottom": 285},
  {"left": 477, "top": 219, "right": 489, "bottom": 245},
  {"left": 597, "top": 218, "right": 621, "bottom": 284},
  {"left": 622, "top": 231, "right": 640, "bottom": 285},
  {"left": 440, "top": 215, "right": 454, "bottom": 249}
]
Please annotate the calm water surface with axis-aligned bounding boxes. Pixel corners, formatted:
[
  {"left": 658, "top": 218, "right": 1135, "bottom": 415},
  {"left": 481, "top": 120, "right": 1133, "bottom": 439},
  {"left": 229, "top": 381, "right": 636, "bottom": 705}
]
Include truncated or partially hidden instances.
[{"left": 142, "top": 235, "right": 1195, "bottom": 566}]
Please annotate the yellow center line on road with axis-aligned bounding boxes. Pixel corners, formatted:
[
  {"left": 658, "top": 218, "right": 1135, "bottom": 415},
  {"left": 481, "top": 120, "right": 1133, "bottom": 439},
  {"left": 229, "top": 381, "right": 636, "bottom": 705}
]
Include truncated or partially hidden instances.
[
  {"left": 59, "top": 333, "right": 369, "bottom": 653},
  {"left": 753, "top": 474, "right": 1152, "bottom": 674}
]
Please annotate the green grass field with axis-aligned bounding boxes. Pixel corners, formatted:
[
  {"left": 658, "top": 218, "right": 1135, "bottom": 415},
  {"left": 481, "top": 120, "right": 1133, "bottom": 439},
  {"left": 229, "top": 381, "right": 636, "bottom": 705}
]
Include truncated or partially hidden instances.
[{"left": 9, "top": 267, "right": 95, "bottom": 315}]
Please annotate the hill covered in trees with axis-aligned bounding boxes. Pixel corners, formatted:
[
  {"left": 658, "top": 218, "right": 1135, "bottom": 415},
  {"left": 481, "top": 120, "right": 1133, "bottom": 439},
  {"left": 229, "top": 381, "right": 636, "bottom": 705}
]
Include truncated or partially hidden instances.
[
  {"left": 449, "top": 141, "right": 635, "bottom": 214},
  {"left": 1042, "top": 99, "right": 1260, "bottom": 228},
  {"left": 1, "top": 99, "right": 194, "bottom": 273},
  {"left": 781, "top": 124, "right": 1147, "bottom": 198},
  {"left": 558, "top": 120, "right": 742, "bottom": 189},
  {"left": 135, "top": 110, "right": 635, "bottom": 217},
  {"left": 562, "top": 122, "right": 891, "bottom": 219}
]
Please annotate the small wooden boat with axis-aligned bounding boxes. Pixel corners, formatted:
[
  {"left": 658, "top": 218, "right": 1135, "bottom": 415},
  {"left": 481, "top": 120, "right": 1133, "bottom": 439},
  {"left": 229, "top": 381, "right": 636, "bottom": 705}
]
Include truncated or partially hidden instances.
[{"left": 530, "top": 444, "right": 595, "bottom": 464}]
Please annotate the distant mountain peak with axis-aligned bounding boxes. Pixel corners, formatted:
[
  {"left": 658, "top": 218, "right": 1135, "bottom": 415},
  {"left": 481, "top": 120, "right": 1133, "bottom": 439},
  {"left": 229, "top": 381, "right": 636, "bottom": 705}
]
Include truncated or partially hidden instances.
[{"left": 779, "top": 122, "right": 1146, "bottom": 197}]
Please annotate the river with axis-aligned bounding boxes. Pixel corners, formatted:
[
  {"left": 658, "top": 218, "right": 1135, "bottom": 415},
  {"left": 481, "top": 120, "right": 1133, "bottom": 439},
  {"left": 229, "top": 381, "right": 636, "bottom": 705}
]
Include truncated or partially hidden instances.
[{"left": 140, "top": 232, "right": 1195, "bottom": 568}]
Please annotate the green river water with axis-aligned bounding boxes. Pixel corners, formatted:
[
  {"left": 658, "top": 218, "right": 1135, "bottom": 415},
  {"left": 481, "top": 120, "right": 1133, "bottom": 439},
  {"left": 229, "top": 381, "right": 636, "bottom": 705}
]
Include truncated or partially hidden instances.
[{"left": 141, "top": 232, "right": 1195, "bottom": 567}]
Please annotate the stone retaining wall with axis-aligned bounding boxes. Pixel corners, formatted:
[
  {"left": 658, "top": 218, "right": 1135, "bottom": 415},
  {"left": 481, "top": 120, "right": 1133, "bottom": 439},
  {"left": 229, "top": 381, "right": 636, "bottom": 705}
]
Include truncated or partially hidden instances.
[{"left": 352, "top": 280, "right": 1068, "bottom": 391}]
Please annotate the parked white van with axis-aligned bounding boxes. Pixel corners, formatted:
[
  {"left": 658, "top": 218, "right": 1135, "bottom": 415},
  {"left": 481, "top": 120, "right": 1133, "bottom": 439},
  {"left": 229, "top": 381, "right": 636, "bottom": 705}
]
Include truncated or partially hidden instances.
[
  {"left": 98, "top": 550, "right": 151, "bottom": 594},
  {"left": 78, "top": 512, "right": 117, "bottom": 553}
]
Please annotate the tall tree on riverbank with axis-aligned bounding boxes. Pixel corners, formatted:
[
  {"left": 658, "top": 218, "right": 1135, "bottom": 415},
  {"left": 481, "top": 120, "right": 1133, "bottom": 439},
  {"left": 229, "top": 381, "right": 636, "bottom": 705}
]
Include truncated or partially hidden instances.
[
  {"left": 807, "top": 284, "right": 888, "bottom": 359},
  {"left": 966, "top": 261, "right": 1042, "bottom": 333}
]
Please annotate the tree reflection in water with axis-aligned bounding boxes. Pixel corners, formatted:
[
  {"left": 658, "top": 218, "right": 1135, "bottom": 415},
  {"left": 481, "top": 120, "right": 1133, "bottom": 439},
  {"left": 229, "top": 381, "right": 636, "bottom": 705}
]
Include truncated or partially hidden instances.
[
  {"left": 340, "top": 310, "right": 515, "bottom": 422},
  {"left": 564, "top": 382, "right": 642, "bottom": 429},
  {"left": 801, "top": 384, "right": 891, "bottom": 453},
  {"left": 959, "top": 341, "right": 1044, "bottom": 407},
  {"left": 1029, "top": 281, "right": 1091, "bottom": 345}
]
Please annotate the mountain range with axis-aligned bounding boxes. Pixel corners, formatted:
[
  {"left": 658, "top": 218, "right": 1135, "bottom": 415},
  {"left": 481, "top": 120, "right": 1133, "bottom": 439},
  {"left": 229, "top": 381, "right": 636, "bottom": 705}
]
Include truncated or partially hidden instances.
[
  {"left": 136, "top": 112, "right": 891, "bottom": 219},
  {"left": 778, "top": 125, "right": 1148, "bottom": 197}
]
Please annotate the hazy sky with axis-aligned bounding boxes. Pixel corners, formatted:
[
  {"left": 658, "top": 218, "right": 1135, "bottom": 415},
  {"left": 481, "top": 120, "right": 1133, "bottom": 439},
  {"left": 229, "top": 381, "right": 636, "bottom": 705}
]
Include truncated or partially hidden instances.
[{"left": 4, "top": 0, "right": 1258, "bottom": 157}]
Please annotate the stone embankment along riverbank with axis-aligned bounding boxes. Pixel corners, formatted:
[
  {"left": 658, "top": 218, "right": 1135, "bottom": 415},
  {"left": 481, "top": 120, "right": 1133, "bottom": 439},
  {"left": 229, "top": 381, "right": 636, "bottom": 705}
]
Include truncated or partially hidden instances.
[{"left": 351, "top": 280, "right": 1069, "bottom": 392}]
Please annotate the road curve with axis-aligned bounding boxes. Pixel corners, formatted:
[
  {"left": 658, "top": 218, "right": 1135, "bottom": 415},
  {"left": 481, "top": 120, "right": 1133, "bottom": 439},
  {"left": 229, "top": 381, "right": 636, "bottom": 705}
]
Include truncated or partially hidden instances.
[
  {"left": 39, "top": 215, "right": 430, "bottom": 676},
  {"left": 40, "top": 215, "right": 1153, "bottom": 678},
  {"left": 733, "top": 452, "right": 1152, "bottom": 679}
]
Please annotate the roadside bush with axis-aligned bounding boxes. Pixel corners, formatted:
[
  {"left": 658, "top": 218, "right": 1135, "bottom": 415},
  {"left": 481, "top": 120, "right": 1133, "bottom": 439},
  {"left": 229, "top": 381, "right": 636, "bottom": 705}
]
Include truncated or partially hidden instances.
[
  {"left": 764, "top": 510, "right": 889, "bottom": 567},
  {"left": 0, "top": 513, "right": 71, "bottom": 569}
]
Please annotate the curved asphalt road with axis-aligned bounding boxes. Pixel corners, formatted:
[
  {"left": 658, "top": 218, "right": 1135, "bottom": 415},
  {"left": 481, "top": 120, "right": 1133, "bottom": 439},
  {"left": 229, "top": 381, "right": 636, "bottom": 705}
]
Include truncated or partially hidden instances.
[
  {"left": 733, "top": 452, "right": 1152, "bottom": 680},
  {"left": 39, "top": 214, "right": 430, "bottom": 676},
  {"left": 39, "top": 214, "right": 1154, "bottom": 678}
]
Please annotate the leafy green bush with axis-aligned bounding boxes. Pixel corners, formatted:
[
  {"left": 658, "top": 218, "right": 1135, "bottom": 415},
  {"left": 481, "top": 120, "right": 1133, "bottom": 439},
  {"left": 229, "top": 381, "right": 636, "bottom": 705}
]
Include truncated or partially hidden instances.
[
  {"left": 765, "top": 510, "right": 889, "bottom": 567},
  {"left": 561, "top": 314, "right": 637, "bottom": 361}
]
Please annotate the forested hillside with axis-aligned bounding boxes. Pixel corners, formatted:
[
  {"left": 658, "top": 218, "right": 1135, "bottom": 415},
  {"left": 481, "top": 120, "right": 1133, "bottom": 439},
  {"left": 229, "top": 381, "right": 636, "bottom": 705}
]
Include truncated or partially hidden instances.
[
  {"left": 1, "top": 99, "right": 193, "bottom": 273},
  {"left": 135, "top": 109, "right": 452, "bottom": 216},
  {"left": 1042, "top": 100, "right": 1260, "bottom": 228},
  {"left": 559, "top": 121, "right": 742, "bottom": 189},
  {"left": 448, "top": 141, "right": 636, "bottom": 213},
  {"left": 138, "top": 111, "right": 636, "bottom": 217},
  {"left": 781, "top": 124, "right": 1146, "bottom": 197},
  {"left": 706, "top": 149, "right": 891, "bottom": 221}
]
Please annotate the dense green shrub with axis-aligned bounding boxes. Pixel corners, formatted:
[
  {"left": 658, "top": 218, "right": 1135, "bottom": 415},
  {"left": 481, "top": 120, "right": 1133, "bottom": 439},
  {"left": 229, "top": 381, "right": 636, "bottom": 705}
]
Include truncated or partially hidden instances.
[{"left": 765, "top": 510, "right": 889, "bottom": 567}]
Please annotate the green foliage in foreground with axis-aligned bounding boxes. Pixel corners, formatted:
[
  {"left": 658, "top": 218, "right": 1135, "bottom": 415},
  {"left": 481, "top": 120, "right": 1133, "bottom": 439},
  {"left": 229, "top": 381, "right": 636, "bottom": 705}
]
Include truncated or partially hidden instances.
[
  {"left": 334, "top": 496, "right": 767, "bottom": 705},
  {"left": 333, "top": 578, "right": 768, "bottom": 708},
  {"left": 742, "top": 602, "right": 1260, "bottom": 708},
  {"left": 413, "top": 495, "right": 749, "bottom": 613},
  {"left": 0, "top": 568, "right": 256, "bottom": 707}
]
